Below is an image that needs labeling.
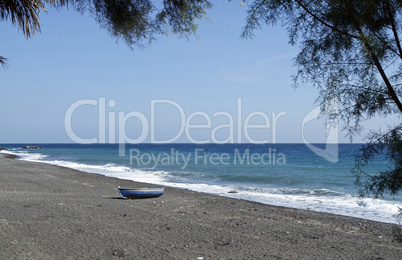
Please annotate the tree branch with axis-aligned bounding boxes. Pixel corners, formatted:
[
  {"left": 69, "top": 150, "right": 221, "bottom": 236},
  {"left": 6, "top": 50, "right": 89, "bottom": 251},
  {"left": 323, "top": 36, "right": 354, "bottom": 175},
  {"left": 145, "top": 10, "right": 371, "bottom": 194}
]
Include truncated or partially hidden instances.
[
  {"left": 341, "top": 84, "right": 388, "bottom": 95},
  {"left": 294, "top": 0, "right": 360, "bottom": 40},
  {"left": 386, "top": 0, "right": 402, "bottom": 60},
  {"left": 0, "top": 56, "right": 8, "bottom": 67},
  {"left": 344, "top": 0, "right": 402, "bottom": 113}
]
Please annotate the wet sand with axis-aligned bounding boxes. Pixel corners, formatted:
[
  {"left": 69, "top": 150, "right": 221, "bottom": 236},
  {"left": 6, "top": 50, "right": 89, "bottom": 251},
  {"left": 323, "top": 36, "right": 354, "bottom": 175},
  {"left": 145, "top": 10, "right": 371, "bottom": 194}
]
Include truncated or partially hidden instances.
[{"left": 0, "top": 153, "right": 401, "bottom": 259}]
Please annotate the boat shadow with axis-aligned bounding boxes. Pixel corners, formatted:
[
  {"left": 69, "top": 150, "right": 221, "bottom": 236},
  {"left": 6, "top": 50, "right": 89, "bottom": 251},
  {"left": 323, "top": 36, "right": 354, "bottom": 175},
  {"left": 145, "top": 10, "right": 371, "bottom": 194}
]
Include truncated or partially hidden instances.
[{"left": 107, "top": 196, "right": 162, "bottom": 200}]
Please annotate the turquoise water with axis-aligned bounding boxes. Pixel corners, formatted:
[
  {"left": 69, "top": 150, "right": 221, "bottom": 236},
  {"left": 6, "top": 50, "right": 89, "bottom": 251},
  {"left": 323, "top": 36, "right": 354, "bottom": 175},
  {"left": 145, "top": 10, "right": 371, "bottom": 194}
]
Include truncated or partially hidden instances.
[{"left": 2, "top": 143, "right": 401, "bottom": 223}]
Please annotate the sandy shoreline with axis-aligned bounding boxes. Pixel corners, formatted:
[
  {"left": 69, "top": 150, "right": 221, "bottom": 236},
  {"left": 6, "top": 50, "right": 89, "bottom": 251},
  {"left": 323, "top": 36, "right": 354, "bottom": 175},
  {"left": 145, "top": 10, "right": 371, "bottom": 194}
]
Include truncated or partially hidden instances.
[{"left": 0, "top": 153, "right": 401, "bottom": 259}]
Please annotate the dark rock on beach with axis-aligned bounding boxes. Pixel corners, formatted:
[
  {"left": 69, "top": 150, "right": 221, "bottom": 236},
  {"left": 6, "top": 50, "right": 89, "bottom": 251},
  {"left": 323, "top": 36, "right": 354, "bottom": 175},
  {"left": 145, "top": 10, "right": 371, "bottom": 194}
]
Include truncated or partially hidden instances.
[
  {"left": 22, "top": 146, "right": 42, "bottom": 149},
  {"left": 0, "top": 147, "right": 7, "bottom": 150}
]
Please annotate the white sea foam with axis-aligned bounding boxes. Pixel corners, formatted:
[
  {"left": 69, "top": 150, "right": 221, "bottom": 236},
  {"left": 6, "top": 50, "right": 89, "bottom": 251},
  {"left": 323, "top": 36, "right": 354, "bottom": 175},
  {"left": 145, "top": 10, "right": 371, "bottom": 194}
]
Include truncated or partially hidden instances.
[
  {"left": 224, "top": 189, "right": 401, "bottom": 224},
  {"left": 2, "top": 150, "right": 48, "bottom": 161},
  {"left": 1, "top": 150, "right": 168, "bottom": 185},
  {"left": 3, "top": 150, "right": 401, "bottom": 224}
]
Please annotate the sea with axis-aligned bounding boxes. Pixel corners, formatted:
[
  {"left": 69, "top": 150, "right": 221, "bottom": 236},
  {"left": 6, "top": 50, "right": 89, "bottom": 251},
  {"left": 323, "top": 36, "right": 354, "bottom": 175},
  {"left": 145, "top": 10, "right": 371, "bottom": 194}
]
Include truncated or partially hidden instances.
[{"left": 1, "top": 143, "right": 401, "bottom": 224}]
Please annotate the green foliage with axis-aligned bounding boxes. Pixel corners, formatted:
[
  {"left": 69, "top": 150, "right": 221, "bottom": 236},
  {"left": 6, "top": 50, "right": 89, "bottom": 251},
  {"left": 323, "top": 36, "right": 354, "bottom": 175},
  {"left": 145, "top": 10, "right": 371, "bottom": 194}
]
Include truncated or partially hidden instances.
[
  {"left": 0, "top": 0, "right": 47, "bottom": 38},
  {"left": 74, "top": 0, "right": 212, "bottom": 48},
  {"left": 87, "top": 0, "right": 156, "bottom": 48},
  {"left": 353, "top": 125, "right": 402, "bottom": 197},
  {"left": 0, "top": 0, "right": 69, "bottom": 38},
  {"left": 0, "top": 0, "right": 212, "bottom": 62},
  {"left": 242, "top": 0, "right": 402, "bottom": 197}
]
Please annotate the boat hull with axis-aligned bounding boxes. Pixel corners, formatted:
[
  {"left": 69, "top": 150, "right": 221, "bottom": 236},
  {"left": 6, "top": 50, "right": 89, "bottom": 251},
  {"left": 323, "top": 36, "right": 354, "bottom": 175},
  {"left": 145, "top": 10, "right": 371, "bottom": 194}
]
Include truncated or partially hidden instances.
[{"left": 118, "top": 188, "right": 164, "bottom": 199}]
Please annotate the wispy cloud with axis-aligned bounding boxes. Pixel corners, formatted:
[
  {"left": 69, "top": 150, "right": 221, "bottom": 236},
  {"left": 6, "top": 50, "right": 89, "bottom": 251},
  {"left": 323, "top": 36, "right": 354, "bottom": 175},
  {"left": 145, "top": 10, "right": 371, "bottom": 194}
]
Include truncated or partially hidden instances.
[{"left": 220, "top": 52, "right": 297, "bottom": 85}]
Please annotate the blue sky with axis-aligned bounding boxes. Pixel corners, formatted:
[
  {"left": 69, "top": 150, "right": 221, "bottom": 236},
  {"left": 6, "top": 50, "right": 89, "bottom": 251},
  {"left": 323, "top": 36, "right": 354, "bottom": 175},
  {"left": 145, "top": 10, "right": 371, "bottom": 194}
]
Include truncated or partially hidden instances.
[{"left": 0, "top": 1, "right": 395, "bottom": 143}]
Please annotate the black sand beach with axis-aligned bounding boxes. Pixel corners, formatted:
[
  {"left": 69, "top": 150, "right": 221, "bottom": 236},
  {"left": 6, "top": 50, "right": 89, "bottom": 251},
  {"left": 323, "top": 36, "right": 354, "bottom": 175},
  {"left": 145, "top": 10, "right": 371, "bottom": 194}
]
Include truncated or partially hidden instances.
[{"left": 0, "top": 153, "right": 401, "bottom": 259}]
